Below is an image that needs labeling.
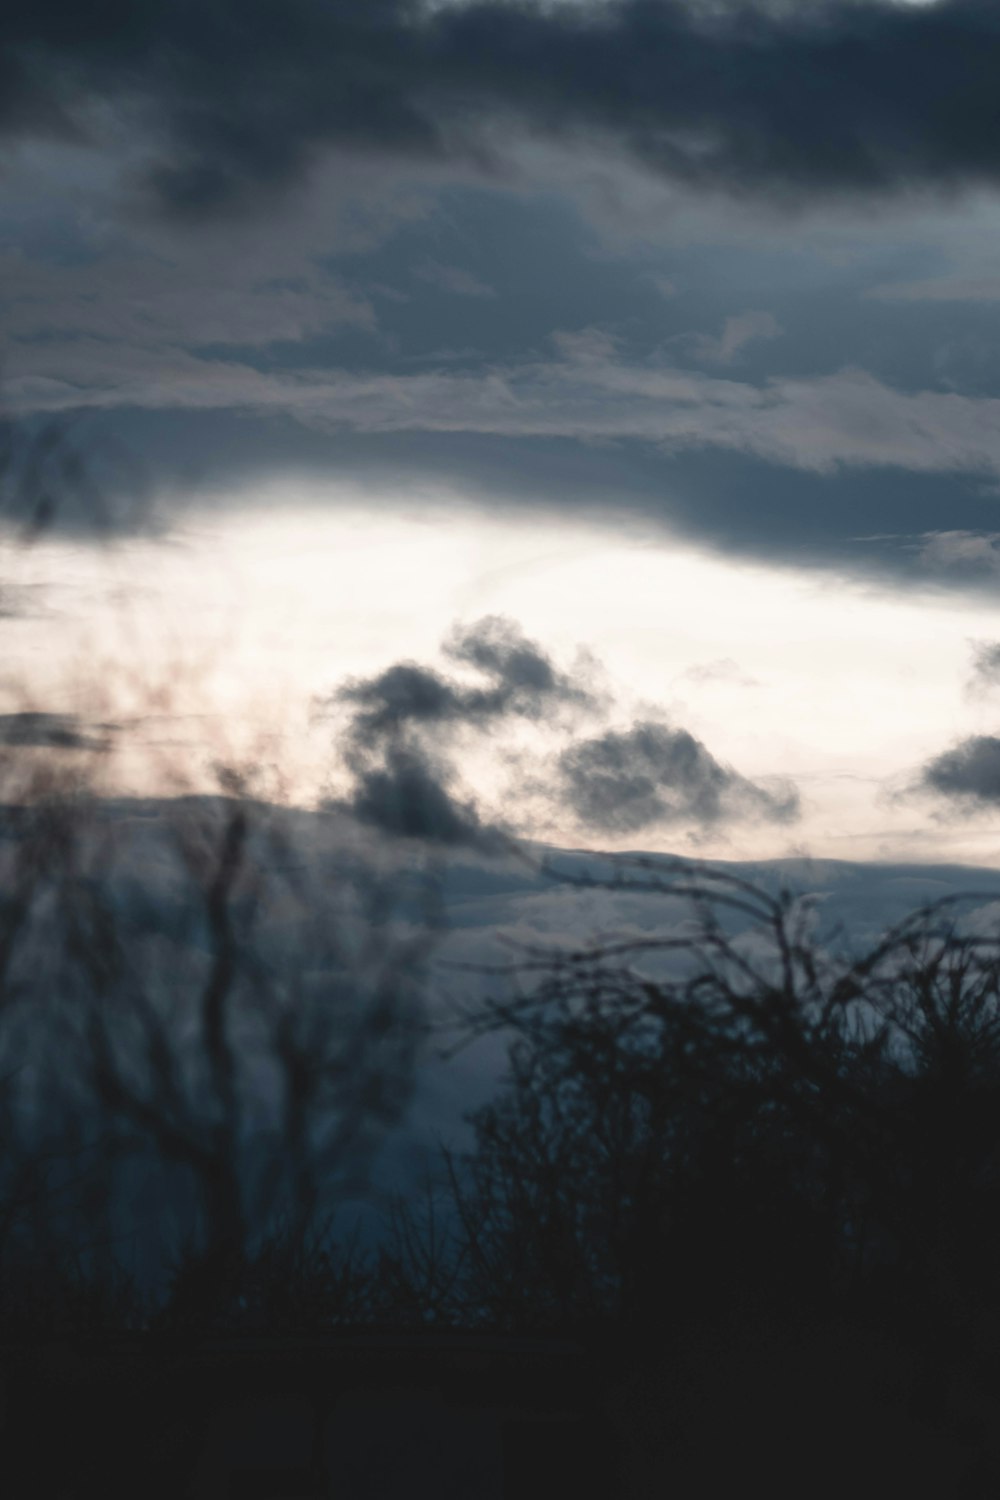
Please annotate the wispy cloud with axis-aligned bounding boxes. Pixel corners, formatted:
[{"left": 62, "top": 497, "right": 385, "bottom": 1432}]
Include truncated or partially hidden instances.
[
  {"left": 414, "top": 260, "right": 496, "bottom": 299},
  {"left": 919, "top": 531, "right": 1000, "bottom": 571},
  {"left": 868, "top": 276, "right": 1000, "bottom": 304},
  {"left": 679, "top": 658, "right": 760, "bottom": 690},
  {"left": 13, "top": 338, "right": 1000, "bottom": 488},
  {"left": 684, "top": 310, "right": 782, "bottom": 368}
]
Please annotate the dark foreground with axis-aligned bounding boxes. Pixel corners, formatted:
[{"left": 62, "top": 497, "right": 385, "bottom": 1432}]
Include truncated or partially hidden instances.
[{"left": 2, "top": 1317, "right": 997, "bottom": 1499}]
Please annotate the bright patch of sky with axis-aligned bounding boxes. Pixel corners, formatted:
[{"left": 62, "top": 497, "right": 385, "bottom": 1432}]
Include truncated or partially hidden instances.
[{"left": 6, "top": 490, "right": 1000, "bottom": 865}]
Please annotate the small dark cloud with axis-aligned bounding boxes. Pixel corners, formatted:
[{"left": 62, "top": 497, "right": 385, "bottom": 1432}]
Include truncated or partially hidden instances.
[
  {"left": 443, "top": 615, "right": 596, "bottom": 719},
  {"left": 918, "top": 735, "right": 1000, "bottom": 808},
  {"left": 339, "top": 662, "right": 463, "bottom": 741},
  {"left": 330, "top": 615, "right": 594, "bottom": 847},
  {"left": 338, "top": 615, "right": 594, "bottom": 738},
  {"left": 0, "top": 712, "right": 114, "bottom": 751},
  {"left": 7, "top": 1, "right": 1000, "bottom": 222},
  {"left": 558, "top": 719, "right": 800, "bottom": 835},
  {"left": 349, "top": 743, "right": 488, "bottom": 847}
]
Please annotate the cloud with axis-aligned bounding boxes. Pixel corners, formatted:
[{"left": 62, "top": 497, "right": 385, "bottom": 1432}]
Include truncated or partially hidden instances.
[
  {"left": 868, "top": 275, "right": 1000, "bottom": 304},
  {"left": 918, "top": 530, "right": 1000, "bottom": 571},
  {"left": 0, "top": 244, "right": 371, "bottom": 352},
  {"left": 331, "top": 629, "right": 797, "bottom": 846},
  {"left": 414, "top": 260, "right": 496, "bottom": 298},
  {"left": 853, "top": 528, "right": 1000, "bottom": 581},
  {"left": 339, "top": 615, "right": 594, "bottom": 736},
  {"left": 330, "top": 615, "right": 596, "bottom": 846},
  {"left": 0, "top": 712, "right": 114, "bottom": 751},
  {"left": 15, "top": 338, "right": 1000, "bottom": 490},
  {"left": 968, "top": 640, "right": 1000, "bottom": 696},
  {"left": 347, "top": 741, "right": 488, "bottom": 846},
  {"left": 557, "top": 719, "right": 799, "bottom": 835},
  {"left": 685, "top": 310, "right": 782, "bottom": 367},
  {"left": 680, "top": 658, "right": 760, "bottom": 689},
  {"left": 6, "top": 1, "right": 1000, "bottom": 222},
  {"left": 918, "top": 735, "right": 1000, "bottom": 808}
]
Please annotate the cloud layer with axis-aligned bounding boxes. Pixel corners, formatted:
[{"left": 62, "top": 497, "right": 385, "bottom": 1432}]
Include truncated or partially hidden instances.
[
  {"left": 15, "top": 343, "right": 1000, "bottom": 490},
  {"left": 7, "top": 2, "right": 1000, "bottom": 220}
]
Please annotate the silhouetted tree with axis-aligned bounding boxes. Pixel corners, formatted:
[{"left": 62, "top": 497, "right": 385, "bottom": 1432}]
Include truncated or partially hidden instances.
[
  {"left": 445, "top": 859, "right": 1000, "bottom": 1488},
  {"left": 62, "top": 786, "right": 441, "bottom": 1323}
]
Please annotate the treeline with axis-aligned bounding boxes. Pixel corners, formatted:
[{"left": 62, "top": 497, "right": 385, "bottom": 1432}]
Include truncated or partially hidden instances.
[
  {"left": 0, "top": 783, "right": 440, "bottom": 1331},
  {"left": 3, "top": 786, "right": 1000, "bottom": 1485},
  {"left": 1, "top": 786, "right": 1000, "bottom": 1349}
]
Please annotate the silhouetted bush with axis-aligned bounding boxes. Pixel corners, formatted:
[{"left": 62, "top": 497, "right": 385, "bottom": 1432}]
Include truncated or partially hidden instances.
[{"left": 440, "top": 859, "right": 1000, "bottom": 1489}]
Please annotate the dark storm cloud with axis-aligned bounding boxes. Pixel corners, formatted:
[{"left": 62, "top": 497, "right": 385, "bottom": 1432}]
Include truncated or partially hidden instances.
[
  {"left": 558, "top": 719, "right": 800, "bottom": 834},
  {"left": 331, "top": 616, "right": 595, "bottom": 846},
  {"left": 0, "top": 712, "right": 113, "bottom": 751},
  {"left": 918, "top": 735, "right": 1000, "bottom": 808},
  {"left": 6, "top": 1, "right": 1000, "bottom": 220}
]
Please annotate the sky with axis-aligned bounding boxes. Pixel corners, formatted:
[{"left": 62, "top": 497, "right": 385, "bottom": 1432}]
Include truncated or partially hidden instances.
[{"left": 5, "top": 0, "right": 1000, "bottom": 865}]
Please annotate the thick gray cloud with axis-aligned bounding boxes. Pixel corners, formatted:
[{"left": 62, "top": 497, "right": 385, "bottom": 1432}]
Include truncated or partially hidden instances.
[
  {"left": 332, "top": 616, "right": 595, "bottom": 846},
  {"left": 919, "top": 735, "right": 1000, "bottom": 808},
  {"left": 5, "top": 2, "right": 1000, "bottom": 221},
  {"left": 22, "top": 398, "right": 1000, "bottom": 599},
  {"left": 9, "top": 1, "right": 1000, "bottom": 617},
  {"left": 8, "top": 124, "right": 1000, "bottom": 591},
  {"left": 558, "top": 719, "right": 800, "bottom": 834}
]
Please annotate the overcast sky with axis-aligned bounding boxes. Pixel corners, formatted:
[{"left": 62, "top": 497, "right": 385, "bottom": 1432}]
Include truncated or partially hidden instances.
[{"left": 6, "top": 0, "right": 1000, "bottom": 864}]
